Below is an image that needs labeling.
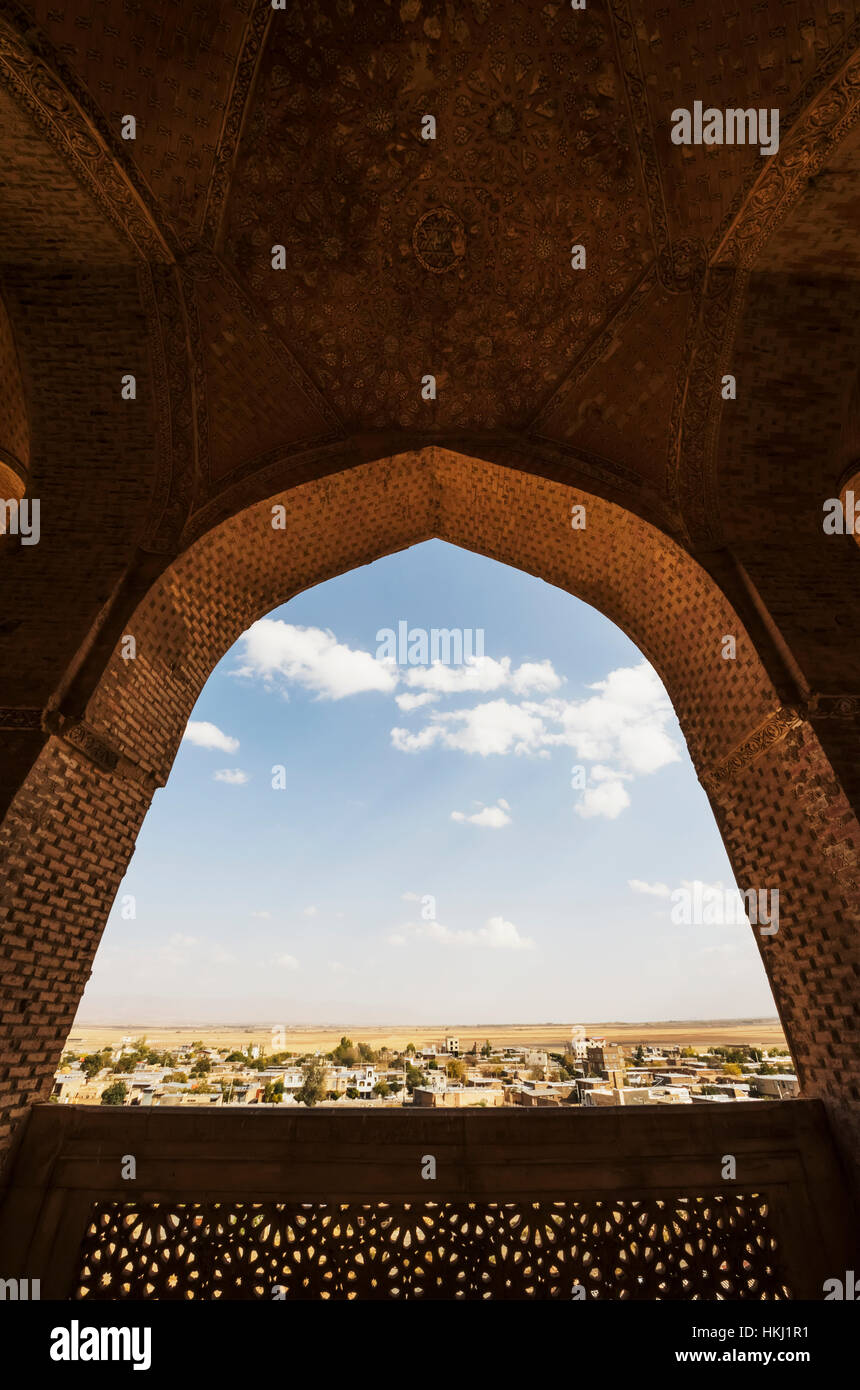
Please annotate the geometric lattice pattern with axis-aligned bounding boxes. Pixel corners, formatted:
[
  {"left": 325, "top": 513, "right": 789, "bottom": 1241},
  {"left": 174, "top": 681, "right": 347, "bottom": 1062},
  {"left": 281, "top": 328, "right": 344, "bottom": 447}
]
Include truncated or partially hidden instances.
[{"left": 74, "top": 1197, "right": 792, "bottom": 1301}]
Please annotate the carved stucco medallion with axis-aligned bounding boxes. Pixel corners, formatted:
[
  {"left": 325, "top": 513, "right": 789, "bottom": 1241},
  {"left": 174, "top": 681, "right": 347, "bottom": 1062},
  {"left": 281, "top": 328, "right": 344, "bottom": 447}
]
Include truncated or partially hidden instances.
[{"left": 412, "top": 206, "right": 467, "bottom": 273}]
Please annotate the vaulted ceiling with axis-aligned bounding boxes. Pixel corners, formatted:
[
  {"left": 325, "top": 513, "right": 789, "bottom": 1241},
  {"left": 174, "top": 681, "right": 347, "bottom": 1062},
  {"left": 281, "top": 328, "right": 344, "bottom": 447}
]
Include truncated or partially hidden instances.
[{"left": 1, "top": 0, "right": 859, "bottom": 811}]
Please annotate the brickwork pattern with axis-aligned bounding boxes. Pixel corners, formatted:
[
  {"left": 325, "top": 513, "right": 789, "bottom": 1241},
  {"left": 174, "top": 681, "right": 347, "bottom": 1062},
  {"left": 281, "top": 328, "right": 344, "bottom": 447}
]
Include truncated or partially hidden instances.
[
  {"left": 709, "top": 719, "right": 860, "bottom": 1183},
  {"left": 0, "top": 739, "right": 150, "bottom": 1159}
]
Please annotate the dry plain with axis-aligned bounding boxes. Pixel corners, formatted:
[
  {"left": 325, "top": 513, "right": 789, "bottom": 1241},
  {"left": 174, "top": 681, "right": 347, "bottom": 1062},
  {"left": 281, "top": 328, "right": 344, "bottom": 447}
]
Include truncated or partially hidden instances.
[{"left": 66, "top": 1018, "right": 787, "bottom": 1056}]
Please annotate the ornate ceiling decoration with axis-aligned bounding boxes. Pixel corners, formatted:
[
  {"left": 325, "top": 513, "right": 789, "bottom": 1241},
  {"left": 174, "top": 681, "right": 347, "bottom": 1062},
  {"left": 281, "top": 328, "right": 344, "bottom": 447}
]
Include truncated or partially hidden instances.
[
  {"left": 222, "top": 0, "right": 655, "bottom": 432},
  {"left": 0, "top": 0, "right": 857, "bottom": 552}
]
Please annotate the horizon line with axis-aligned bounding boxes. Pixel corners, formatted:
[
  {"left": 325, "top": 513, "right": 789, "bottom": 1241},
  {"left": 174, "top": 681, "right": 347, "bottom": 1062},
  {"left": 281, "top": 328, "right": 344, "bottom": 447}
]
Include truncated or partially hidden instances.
[{"left": 69, "top": 1015, "right": 783, "bottom": 1029}]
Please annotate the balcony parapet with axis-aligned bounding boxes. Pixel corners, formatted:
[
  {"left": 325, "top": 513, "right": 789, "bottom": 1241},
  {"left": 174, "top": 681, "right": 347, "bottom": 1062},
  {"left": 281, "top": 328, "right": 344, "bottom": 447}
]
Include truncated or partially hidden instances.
[{"left": 0, "top": 1100, "right": 853, "bottom": 1300}]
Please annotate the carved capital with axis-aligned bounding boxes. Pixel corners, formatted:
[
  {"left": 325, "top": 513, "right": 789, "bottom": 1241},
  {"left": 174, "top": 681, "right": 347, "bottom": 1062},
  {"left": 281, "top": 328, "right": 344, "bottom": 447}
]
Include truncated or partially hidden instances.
[
  {"left": 806, "top": 694, "right": 860, "bottom": 720},
  {"left": 700, "top": 706, "right": 805, "bottom": 795},
  {"left": 45, "top": 712, "right": 162, "bottom": 792},
  {"left": 0, "top": 707, "right": 42, "bottom": 731}
]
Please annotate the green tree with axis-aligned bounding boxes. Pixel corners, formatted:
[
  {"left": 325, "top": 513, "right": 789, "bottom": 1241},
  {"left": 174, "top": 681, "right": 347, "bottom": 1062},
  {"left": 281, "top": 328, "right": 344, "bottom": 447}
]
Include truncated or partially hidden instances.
[
  {"left": 447, "top": 1058, "right": 467, "bottom": 1083},
  {"left": 405, "top": 1064, "right": 426, "bottom": 1094},
  {"left": 373, "top": 1080, "right": 390, "bottom": 1098},
  {"left": 633, "top": 1045, "right": 645, "bottom": 1065},
  {"left": 481, "top": 1040, "right": 493, "bottom": 1058},
  {"left": 262, "top": 1080, "right": 284, "bottom": 1104},
  {"left": 331, "top": 1035, "right": 358, "bottom": 1065},
  {"left": 164, "top": 1071, "right": 188, "bottom": 1084},
  {"left": 295, "top": 1062, "right": 328, "bottom": 1108},
  {"left": 81, "top": 1052, "right": 106, "bottom": 1079},
  {"left": 101, "top": 1081, "right": 128, "bottom": 1106},
  {"left": 113, "top": 1054, "right": 136, "bottom": 1074},
  {"left": 191, "top": 1058, "right": 211, "bottom": 1077},
  {"left": 345, "top": 1086, "right": 359, "bottom": 1099}
]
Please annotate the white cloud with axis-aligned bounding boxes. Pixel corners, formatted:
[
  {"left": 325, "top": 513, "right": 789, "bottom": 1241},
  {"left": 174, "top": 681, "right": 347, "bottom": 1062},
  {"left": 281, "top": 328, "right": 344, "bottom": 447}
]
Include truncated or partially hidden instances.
[
  {"left": 392, "top": 663, "right": 677, "bottom": 770},
  {"left": 156, "top": 934, "right": 235, "bottom": 970},
  {"left": 451, "top": 800, "right": 512, "bottom": 828},
  {"left": 536, "top": 663, "right": 680, "bottom": 774},
  {"left": 213, "top": 769, "right": 249, "bottom": 785},
  {"left": 395, "top": 691, "right": 440, "bottom": 711},
  {"left": 157, "top": 933, "right": 199, "bottom": 968},
  {"left": 251, "top": 911, "right": 272, "bottom": 920},
  {"left": 274, "top": 953, "right": 299, "bottom": 970},
  {"left": 401, "top": 891, "right": 420, "bottom": 902},
  {"left": 393, "top": 700, "right": 545, "bottom": 756},
  {"left": 236, "top": 619, "right": 397, "bottom": 700},
  {"left": 591, "top": 763, "right": 632, "bottom": 783},
  {"left": 509, "top": 661, "right": 563, "bottom": 696},
  {"left": 303, "top": 905, "right": 319, "bottom": 917},
  {"left": 477, "top": 915, "right": 534, "bottom": 949},
  {"left": 402, "top": 655, "right": 562, "bottom": 697},
  {"left": 184, "top": 720, "right": 239, "bottom": 753},
  {"left": 392, "top": 662, "right": 679, "bottom": 823},
  {"left": 574, "top": 780, "right": 630, "bottom": 820},
  {"left": 232, "top": 621, "right": 564, "bottom": 708},
  {"left": 629, "top": 879, "right": 672, "bottom": 897},
  {"left": 390, "top": 915, "right": 534, "bottom": 951}
]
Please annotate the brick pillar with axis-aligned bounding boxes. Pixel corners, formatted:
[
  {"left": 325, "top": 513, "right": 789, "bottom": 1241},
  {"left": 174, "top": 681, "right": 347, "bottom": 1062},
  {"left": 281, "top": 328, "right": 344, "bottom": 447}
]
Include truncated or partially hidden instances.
[
  {"left": 704, "top": 716, "right": 860, "bottom": 1196},
  {"left": 0, "top": 737, "right": 154, "bottom": 1172}
]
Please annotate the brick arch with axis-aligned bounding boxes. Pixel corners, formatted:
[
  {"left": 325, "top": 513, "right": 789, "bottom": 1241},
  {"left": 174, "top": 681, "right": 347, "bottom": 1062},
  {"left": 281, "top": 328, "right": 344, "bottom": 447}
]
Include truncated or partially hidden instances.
[
  {"left": 1, "top": 451, "right": 858, "bottom": 1186},
  {"left": 87, "top": 449, "right": 780, "bottom": 783}
]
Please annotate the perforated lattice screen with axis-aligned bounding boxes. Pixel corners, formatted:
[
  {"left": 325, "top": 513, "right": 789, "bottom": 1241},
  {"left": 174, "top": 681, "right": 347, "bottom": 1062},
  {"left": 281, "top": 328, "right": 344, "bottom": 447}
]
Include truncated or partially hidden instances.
[{"left": 74, "top": 1197, "right": 792, "bottom": 1300}]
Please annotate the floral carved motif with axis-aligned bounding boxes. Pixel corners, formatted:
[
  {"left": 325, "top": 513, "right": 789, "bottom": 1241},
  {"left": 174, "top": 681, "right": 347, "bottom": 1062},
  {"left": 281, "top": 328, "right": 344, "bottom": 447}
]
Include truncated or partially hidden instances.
[
  {"left": 712, "top": 43, "right": 860, "bottom": 268},
  {"left": 700, "top": 706, "right": 805, "bottom": 796},
  {"left": 0, "top": 707, "right": 42, "bottom": 730},
  {"left": 223, "top": 0, "right": 653, "bottom": 431}
]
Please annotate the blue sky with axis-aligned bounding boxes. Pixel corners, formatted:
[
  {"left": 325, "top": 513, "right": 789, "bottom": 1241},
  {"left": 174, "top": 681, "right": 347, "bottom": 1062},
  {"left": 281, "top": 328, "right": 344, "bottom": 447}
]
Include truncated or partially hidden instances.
[{"left": 77, "top": 540, "right": 778, "bottom": 1025}]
